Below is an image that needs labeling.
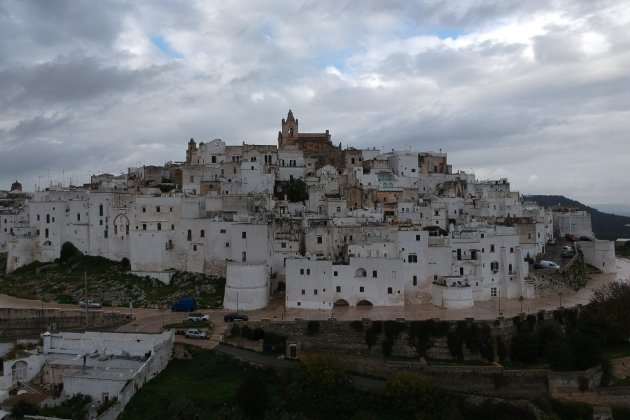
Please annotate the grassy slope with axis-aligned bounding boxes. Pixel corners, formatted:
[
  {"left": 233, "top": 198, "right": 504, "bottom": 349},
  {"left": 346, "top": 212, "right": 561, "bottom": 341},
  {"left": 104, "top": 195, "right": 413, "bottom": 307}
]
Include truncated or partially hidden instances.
[
  {"left": 1, "top": 253, "right": 225, "bottom": 308},
  {"left": 121, "top": 348, "right": 260, "bottom": 420}
]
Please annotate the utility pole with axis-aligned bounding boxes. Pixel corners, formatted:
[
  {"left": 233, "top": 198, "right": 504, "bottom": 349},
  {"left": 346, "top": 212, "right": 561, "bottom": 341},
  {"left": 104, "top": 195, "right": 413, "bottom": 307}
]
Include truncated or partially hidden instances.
[
  {"left": 84, "top": 271, "right": 88, "bottom": 331},
  {"left": 498, "top": 289, "right": 501, "bottom": 318}
]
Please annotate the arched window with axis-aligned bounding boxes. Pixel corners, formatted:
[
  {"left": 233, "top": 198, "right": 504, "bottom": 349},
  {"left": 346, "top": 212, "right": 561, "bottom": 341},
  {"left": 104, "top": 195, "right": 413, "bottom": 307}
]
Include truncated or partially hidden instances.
[{"left": 355, "top": 268, "right": 367, "bottom": 277}]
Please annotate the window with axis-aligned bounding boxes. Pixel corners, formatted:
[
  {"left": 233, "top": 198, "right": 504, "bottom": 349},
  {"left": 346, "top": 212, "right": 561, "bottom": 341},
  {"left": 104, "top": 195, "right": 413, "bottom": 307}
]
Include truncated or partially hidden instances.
[
  {"left": 372, "top": 270, "right": 377, "bottom": 278},
  {"left": 413, "top": 276, "right": 417, "bottom": 286},
  {"left": 157, "top": 223, "right": 161, "bottom": 231},
  {"left": 99, "top": 204, "right": 103, "bottom": 217},
  {"left": 187, "top": 230, "right": 192, "bottom": 241},
  {"left": 300, "top": 269, "right": 304, "bottom": 275},
  {"left": 408, "top": 254, "right": 418, "bottom": 263},
  {"left": 416, "top": 234, "right": 420, "bottom": 241},
  {"left": 225, "top": 242, "right": 230, "bottom": 247},
  {"left": 242, "top": 252, "right": 247, "bottom": 262},
  {"left": 336, "top": 286, "right": 341, "bottom": 292},
  {"left": 200, "top": 229, "right": 205, "bottom": 238},
  {"left": 490, "top": 244, "right": 495, "bottom": 252},
  {"left": 46, "top": 214, "right": 50, "bottom": 223},
  {"left": 281, "top": 242, "right": 286, "bottom": 248},
  {"left": 491, "top": 261, "right": 499, "bottom": 272},
  {"left": 510, "top": 247, "right": 514, "bottom": 253},
  {"left": 37, "top": 214, "right": 40, "bottom": 221},
  {"left": 242, "top": 231, "right": 247, "bottom": 239},
  {"left": 314, "top": 289, "right": 318, "bottom": 295},
  {"left": 333, "top": 271, "right": 338, "bottom": 277},
  {"left": 171, "top": 224, "right": 174, "bottom": 230},
  {"left": 220, "top": 229, "right": 226, "bottom": 233},
  {"left": 100, "top": 220, "right": 103, "bottom": 226},
  {"left": 212, "top": 156, "right": 217, "bottom": 163},
  {"left": 77, "top": 213, "right": 80, "bottom": 222},
  {"left": 387, "top": 287, "right": 393, "bottom": 294},
  {"left": 170, "top": 207, "right": 173, "bottom": 212},
  {"left": 45, "top": 228, "right": 49, "bottom": 238},
  {"left": 142, "top": 224, "right": 147, "bottom": 231},
  {"left": 302, "top": 289, "right": 305, "bottom": 295},
  {"left": 317, "top": 236, "right": 322, "bottom": 244},
  {"left": 156, "top": 206, "right": 160, "bottom": 213},
  {"left": 359, "top": 286, "right": 365, "bottom": 293},
  {"left": 306, "top": 269, "right": 311, "bottom": 275},
  {"left": 142, "top": 206, "right": 146, "bottom": 213},
  {"left": 491, "top": 287, "right": 497, "bottom": 297}
]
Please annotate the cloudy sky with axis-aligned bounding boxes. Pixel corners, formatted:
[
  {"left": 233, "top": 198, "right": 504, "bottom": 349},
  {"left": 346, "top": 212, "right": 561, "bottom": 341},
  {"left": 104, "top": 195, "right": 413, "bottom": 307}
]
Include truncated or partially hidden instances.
[{"left": 1, "top": 1, "right": 629, "bottom": 206}]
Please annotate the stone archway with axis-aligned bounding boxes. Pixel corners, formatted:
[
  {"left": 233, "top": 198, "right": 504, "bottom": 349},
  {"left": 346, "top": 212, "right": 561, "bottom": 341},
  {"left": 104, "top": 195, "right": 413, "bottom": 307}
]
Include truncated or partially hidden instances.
[
  {"left": 253, "top": 328, "right": 266, "bottom": 341},
  {"left": 356, "top": 300, "right": 373, "bottom": 307},
  {"left": 12, "top": 360, "right": 27, "bottom": 385},
  {"left": 333, "top": 299, "right": 349, "bottom": 307}
]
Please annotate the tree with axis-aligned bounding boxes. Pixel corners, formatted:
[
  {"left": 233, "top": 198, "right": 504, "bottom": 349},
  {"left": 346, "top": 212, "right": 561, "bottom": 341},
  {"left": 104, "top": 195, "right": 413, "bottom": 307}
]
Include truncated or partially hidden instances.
[
  {"left": 378, "top": 372, "right": 462, "bottom": 419},
  {"left": 546, "top": 338, "right": 575, "bottom": 371},
  {"left": 509, "top": 332, "right": 540, "bottom": 364},
  {"left": 579, "top": 282, "right": 630, "bottom": 343},
  {"left": 285, "top": 354, "right": 356, "bottom": 418},
  {"left": 236, "top": 372, "right": 269, "bottom": 418}
]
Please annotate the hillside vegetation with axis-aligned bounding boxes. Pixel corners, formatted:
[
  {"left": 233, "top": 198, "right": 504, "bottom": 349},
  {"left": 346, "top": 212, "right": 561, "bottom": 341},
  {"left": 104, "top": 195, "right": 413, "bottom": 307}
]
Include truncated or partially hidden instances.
[
  {"left": 524, "top": 195, "right": 630, "bottom": 240},
  {"left": 0, "top": 244, "right": 224, "bottom": 308}
]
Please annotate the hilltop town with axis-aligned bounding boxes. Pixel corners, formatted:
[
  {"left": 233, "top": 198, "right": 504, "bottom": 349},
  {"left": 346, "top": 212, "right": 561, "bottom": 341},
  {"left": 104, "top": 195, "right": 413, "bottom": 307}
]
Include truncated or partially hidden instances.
[
  {"left": 1, "top": 111, "right": 627, "bottom": 418},
  {"left": 0, "top": 110, "right": 617, "bottom": 312}
]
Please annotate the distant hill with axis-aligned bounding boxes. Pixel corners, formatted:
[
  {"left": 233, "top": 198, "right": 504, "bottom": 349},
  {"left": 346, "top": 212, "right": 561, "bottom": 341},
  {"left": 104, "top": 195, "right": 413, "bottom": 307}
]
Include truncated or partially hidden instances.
[{"left": 523, "top": 195, "right": 630, "bottom": 241}]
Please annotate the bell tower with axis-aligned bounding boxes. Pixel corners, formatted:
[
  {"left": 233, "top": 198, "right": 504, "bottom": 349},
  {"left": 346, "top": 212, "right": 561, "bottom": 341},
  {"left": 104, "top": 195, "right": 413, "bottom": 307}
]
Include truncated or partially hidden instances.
[{"left": 278, "top": 109, "right": 299, "bottom": 148}]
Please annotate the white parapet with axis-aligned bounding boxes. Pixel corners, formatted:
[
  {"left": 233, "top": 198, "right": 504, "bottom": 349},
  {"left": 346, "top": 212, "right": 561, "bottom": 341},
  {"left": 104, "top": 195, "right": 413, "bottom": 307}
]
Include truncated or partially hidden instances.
[{"left": 431, "top": 283, "right": 474, "bottom": 309}]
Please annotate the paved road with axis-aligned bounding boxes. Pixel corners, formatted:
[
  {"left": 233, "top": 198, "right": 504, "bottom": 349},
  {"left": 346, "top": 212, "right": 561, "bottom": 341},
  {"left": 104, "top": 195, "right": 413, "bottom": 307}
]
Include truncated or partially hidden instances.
[{"left": 213, "top": 343, "right": 385, "bottom": 390}]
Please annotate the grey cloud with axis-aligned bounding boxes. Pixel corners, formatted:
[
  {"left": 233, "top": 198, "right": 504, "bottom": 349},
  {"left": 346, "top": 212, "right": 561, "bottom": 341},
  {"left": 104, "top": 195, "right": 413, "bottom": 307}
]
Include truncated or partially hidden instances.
[{"left": 0, "top": 55, "right": 168, "bottom": 108}]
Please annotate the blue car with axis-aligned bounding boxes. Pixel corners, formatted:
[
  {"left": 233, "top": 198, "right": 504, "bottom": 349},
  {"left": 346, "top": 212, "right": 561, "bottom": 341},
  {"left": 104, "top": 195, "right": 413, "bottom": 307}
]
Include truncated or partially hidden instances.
[{"left": 171, "top": 297, "right": 197, "bottom": 312}]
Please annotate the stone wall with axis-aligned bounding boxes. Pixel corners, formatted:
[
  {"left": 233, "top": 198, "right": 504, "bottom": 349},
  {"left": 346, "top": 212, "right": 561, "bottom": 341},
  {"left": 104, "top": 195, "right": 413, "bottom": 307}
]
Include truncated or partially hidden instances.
[{"left": 0, "top": 308, "right": 128, "bottom": 338}]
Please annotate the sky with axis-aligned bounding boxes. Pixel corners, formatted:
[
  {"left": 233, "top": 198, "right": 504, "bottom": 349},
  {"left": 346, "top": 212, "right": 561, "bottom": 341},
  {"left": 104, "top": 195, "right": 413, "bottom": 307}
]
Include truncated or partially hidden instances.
[{"left": 1, "top": 0, "right": 629, "bottom": 206}]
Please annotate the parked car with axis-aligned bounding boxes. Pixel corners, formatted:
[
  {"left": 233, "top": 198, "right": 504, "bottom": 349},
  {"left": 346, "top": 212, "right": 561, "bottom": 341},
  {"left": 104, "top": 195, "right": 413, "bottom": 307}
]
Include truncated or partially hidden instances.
[
  {"left": 185, "top": 328, "right": 209, "bottom": 339},
  {"left": 171, "top": 297, "right": 197, "bottom": 312},
  {"left": 561, "top": 250, "right": 576, "bottom": 258},
  {"left": 562, "top": 246, "right": 573, "bottom": 252},
  {"left": 547, "top": 238, "right": 557, "bottom": 245},
  {"left": 186, "top": 312, "right": 210, "bottom": 322},
  {"left": 79, "top": 300, "right": 102, "bottom": 308},
  {"left": 534, "top": 260, "right": 560, "bottom": 270},
  {"left": 224, "top": 312, "right": 249, "bottom": 322}
]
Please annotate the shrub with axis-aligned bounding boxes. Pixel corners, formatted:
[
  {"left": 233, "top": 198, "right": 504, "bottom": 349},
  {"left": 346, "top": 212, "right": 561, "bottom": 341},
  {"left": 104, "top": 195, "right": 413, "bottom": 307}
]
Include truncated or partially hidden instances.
[
  {"left": 497, "top": 336, "right": 508, "bottom": 363},
  {"left": 509, "top": 332, "right": 540, "bottom": 364},
  {"left": 350, "top": 321, "right": 364, "bottom": 333},
  {"left": 447, "top": 323, "right": 465, "bottom": 360},
  {"left": 59, "top": 241, "right": 82, "bottom": 262}
]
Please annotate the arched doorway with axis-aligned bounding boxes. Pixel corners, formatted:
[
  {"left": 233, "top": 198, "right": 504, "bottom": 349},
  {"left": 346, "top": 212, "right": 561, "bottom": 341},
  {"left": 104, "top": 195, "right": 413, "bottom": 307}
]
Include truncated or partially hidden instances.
[
  {"left": 333, "top": 299, "right": 349, "bottom": 307},
  {"left": 12, "top": 360, "right": 27, "bottom": 385},
  {"left": 356, "top": 300, "right": 373, "bottom": 307}
]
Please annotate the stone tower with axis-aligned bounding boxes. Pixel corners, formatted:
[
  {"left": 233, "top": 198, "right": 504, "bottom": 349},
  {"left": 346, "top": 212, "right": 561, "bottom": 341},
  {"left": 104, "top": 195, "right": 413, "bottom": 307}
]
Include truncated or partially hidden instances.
[
  {"left": 186, "top": 138, "right": 197, "bottom": 163},
  {"left": 278, "top": 110, "right": 299, "bottom": 148}
]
